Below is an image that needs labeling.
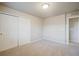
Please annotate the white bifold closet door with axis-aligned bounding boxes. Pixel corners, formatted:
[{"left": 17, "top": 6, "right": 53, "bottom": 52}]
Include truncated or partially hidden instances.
[
  {"left": 19, "top": 17, "right": 31, "bottom": 46},
  {"left": 0, "top": 13, "right": 18, "bottom": 51},
  {"left": 0, "top": 13, "right": 31, "bottom": 52}
]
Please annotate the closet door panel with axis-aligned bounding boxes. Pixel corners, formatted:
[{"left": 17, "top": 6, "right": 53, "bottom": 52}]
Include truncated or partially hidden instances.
[
  {"left": 19, "top": 17, "right": 31, "bottom": 46},
  {"left": 0, "top": 14, "right": 18, "bottom": 51}
]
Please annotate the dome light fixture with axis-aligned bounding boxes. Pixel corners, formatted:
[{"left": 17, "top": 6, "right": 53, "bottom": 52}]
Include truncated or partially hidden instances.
[{"left": 41, "top": 3, "right": 49, "bottom": 9}]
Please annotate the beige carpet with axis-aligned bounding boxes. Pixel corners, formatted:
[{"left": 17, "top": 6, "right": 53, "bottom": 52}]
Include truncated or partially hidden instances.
[{"left": 0, "top": 39, "right": 79, "bottom": 56}]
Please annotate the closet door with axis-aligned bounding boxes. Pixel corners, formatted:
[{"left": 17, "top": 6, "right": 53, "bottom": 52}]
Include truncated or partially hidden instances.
[
  {"left": 19, "top": 17, "right": 31, "bottom": 46},
  {"left": 0, "top": 13, "right": 18, "bottom": 52}
]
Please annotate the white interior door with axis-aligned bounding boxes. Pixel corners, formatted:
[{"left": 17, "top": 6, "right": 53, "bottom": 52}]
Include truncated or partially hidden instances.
[
  {"left": 0, "top": 13, "right": 18, "bottom": 52},
  {"left": 69, "top": 18, "right": 79, "bottom": 43}
]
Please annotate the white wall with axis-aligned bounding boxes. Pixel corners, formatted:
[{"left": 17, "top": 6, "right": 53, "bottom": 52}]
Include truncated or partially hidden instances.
[
  {"left": 31, "top": 17, "right": 43, "bottom": 42},
  {"left": 0, "top": 5, "right": 42, "bottom": 51},
  {"left": 43, "top": 14, "right": 66, "bottom": 44}
]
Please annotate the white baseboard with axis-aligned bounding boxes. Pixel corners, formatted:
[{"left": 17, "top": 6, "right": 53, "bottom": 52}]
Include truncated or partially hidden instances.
[
  {"left": 43, "top": 36, "right": 67, "bottom": 45},
  {"left": 18, "top": 41, "right": 31, "bottom": 47},
  {"left": 30, "top": 38, "right": 43, "bottom": 43}
]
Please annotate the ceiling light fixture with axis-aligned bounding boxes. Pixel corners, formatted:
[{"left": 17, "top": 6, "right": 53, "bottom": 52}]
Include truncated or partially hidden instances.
[{"left": 41, "top": 3, "right": 49, "bottom": 9}]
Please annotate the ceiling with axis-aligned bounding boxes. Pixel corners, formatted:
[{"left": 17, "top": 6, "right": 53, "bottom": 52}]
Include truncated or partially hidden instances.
[{"left": 1, "top": 2, "right": 79, "bottom": 18}]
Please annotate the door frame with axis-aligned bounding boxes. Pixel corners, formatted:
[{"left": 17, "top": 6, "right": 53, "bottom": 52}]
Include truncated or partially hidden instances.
[{"left": 66, "top": 14, "right": 79, "bottom": 45}]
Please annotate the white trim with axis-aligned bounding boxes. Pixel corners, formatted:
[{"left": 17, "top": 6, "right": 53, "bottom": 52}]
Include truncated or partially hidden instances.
[
  {"left": 69, "top": 16, "right": 79, "bottom": 19},
  {"left": 0, "top": 11, "right": 18, "bottom": 17},
  {"left": 66, "top": 14, "right": 70, "bottom": 45},
  {"left": 66, "top": 14, "right": 79, "bottom": 45}
]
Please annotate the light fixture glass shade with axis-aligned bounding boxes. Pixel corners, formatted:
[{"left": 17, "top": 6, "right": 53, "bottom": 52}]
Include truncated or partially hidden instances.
[{"left": 42, "top": 3, "right": 49, "bottom": 9}]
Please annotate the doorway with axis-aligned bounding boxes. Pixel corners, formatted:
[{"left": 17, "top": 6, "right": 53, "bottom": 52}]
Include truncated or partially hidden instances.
[{"left": 69, "top": 17, "right": 79, "bottom": 44}]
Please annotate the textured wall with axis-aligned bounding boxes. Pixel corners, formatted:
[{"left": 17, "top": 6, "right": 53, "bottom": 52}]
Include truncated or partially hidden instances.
[{"left": 43, "top": 14, "right": 66, "bottom": 44}]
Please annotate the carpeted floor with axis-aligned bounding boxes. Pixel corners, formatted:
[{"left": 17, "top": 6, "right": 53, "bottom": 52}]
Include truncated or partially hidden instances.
[{"left": 0, "top": 39, "right": 79, "bottom": 56}]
